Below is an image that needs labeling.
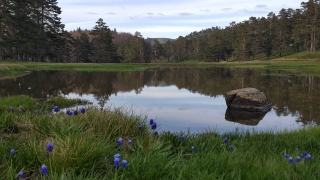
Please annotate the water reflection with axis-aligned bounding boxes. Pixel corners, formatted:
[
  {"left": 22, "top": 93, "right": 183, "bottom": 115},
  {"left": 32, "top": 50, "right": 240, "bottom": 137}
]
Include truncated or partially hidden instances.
[
  {"left": 0, "top": 68, "right": 319, "bottom": 133},
  {"left": 225, "top": 109, "right": 268, "bottom": 126}
]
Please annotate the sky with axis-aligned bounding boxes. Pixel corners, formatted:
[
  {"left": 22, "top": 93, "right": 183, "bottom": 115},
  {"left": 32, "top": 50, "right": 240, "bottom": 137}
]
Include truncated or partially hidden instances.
[{"left": 59, "top": 0, "right": 304, "bottom": 39}]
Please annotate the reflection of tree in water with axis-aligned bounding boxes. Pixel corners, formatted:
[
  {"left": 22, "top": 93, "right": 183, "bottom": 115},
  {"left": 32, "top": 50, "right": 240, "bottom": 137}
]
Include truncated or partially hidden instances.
[
  {"left": 1, "top": 69, "right": 320, "bottom": 125},
  {"left": 95, "top": 94, "right": 109, "bottom": 108}
]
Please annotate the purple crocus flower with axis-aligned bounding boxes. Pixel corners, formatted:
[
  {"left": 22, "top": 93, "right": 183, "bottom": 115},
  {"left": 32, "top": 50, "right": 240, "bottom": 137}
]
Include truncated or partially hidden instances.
[
  {"left": 296, "top": 156, "right": 301, "bottom": 162},
  {"left": 46, "top": 142, "right": 54, "bottom": 152},
  {"left": 10, "top": 149, "right": 16, "bottom": 154},
  {"left": 151, "top": 122, "right": 157, "bottom": 130},
  {"left": 9, "top": 107, "right": 13, "bottom": 111},
  {"left": 138, "top": 125, "right": 143, "bottom": 130},
  {"left": 128, "top": 140, "right": 132, "bottom": 145},
  {"left": 149, "top": 119, "right": 154, "bottom": 125},
  {"left": 180, "top": 136, "right": 185, "bottom": 141},
  {"left": 17, "top": 171, "right": 24, "bottom": 178},
  {"left": 122, "top": 160, "right": 128, "bottom": 168},
  {"left": 36, "top": 102, "right": 40, "bottom": 107},
  {"left": 81, "top": 107, "right": 85, "bottom": 114},
  {"left": 41, "top": 164, "right": 48, "bottom": 175},
  {"left": 154, "top": 131, "right": 158, "bottom": 136},
  {"left": 114, "top": 158, "right": 120, "bottom": 167}
]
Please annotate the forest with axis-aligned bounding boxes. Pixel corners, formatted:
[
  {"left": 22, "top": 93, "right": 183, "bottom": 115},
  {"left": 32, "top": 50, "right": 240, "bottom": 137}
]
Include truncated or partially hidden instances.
[{"left": 1, "top": 0, "right": 320, "bottom": 63}]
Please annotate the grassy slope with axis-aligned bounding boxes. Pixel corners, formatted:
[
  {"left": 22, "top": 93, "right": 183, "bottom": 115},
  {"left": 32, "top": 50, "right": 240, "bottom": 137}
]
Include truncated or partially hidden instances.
[
  {"left": 0, "top": 103, "right": 319, "bottom": 179},
  {"left": 2, "top": 49, "right": 320, "bottom": 77}
]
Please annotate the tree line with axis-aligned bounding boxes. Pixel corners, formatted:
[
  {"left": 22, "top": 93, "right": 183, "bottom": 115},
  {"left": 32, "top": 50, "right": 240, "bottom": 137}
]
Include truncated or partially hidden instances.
[{"left": 1, "top": 0, "right": 320, "bottom": 63}]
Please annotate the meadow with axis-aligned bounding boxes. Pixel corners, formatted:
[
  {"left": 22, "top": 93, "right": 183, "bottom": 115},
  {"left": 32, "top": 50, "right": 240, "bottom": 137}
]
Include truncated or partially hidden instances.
[{"left": 0, "top": 95, "right": 319, "bottom": 179}]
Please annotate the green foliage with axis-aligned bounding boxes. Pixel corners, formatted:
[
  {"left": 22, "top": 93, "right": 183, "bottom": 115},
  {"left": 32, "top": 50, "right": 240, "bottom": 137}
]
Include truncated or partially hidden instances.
[
  {"left": 0, "top": 95, "right": 38, "bottom": 113},
  {"left": 283, "top": 50, "right": 320, "bottom": 59},
  {"left": 0, "top": 95, "right": 88, "bottom": 113},
  {"left": 47, "top": 96, "right": 90, "bottom": 107}
]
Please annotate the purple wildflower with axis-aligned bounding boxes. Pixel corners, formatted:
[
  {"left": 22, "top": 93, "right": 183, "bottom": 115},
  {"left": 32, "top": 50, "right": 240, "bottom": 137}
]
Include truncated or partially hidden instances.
[
  {"left": 289, "top": 157, "right": 294, "bottom": 164},
  {"left": 114, "top": 158, "right": 120, "bottom": 167},
  {"left": 230, "top": 145, "right": 234, "bottom": 150},
  {"left": 191, "top": 146, "right": 195, "bottom": 152},
  {"left": 41, "top": 164, "right": 48, "bottom": 175},
  {"left": 17, "top": 171, "right": 24, "bottom": 178},
  {"left": 53, "top": 106, "right": 59, "bottom": 112},
  {"left": 73, "top": 110, "right": 78, "bottom": 115},
  {"left": 122, "top": 160, "right": 128, "bottom": 168},
  {"left": 284, "top": 153, "right": 289, "bottom": 159},
  {"left": 306, "top": 154, "right": 311, "bottom": 161},
  {"left": 117, "top": 138, "right": 123, "bottom": 146},
  {"left": 81, "top": 107, "right": 85, "bottom": 114},
  {"left": 151, "top": 122, "right": 157, "bottom": 130},
  {"left": 223, "top": 137, "right": 228, "bottom": 144},
  {"left": 46, "top": 142, "right": 54, "bottom": 152},
  {"left": 10, "top": 149, "right": 16, "bottom": 155}
]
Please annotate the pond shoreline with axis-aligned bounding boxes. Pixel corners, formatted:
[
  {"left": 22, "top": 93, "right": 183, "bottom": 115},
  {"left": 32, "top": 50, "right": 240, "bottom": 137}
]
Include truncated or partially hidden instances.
[
  {"left": 1, "top": 62, "right": 319, "bottom": 179},
  {"left": 1, "top": 59, "right": 320, "bottom": 76},
  {"left": 0, "top": 95, "right": 319, "bottom": 179}
]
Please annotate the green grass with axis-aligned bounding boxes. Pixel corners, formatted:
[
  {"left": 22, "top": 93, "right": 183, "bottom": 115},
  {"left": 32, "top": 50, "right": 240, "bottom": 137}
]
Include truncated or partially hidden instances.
[
  {"left": 47, "top": 96, "right": 91, "bottom": 107},
  {"left": 0, "top": 64, "right": 29, "bottom": 79},
  {"left": 0, "top": 95, "right": 319, "bottom": 179},
  {"left": 281, "top": 50, "right": 320, "bottom": 59},
  {"left": 2, "top": 55, "right": 320, "bottom": 79},
  {"left": 0, "top": 95, "right": 90, "bottom": 113}
]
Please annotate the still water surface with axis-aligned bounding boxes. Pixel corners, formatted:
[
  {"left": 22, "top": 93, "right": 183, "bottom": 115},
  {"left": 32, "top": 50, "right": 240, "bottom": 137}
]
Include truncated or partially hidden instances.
[{"left": 1, "top": 68, "right": 319, "bottom": 133}]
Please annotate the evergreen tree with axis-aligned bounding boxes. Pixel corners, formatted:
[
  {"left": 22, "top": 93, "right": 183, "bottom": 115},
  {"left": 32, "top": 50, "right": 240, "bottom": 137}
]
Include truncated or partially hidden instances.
[{"left": 91, "top": 18, "right": 118, "bottom": 63}]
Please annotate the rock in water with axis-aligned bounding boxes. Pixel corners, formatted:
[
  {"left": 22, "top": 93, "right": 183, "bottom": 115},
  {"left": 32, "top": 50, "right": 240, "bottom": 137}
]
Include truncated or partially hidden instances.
[{"left": 224, "top": 88, "right": 272, "bottom": 112}]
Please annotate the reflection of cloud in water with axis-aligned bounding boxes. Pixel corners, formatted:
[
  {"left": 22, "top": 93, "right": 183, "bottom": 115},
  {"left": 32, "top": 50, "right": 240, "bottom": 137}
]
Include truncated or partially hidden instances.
[{"left": 66, "top": 85, "right": 302, "bottom": 134}]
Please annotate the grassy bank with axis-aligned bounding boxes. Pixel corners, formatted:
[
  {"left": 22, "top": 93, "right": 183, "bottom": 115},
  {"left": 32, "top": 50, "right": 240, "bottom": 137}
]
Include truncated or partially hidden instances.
[
  {"left": 1, "top": 57, "right": 320, "bottom": 77},
  {"left": 0, "top": 95, "right": 89, "bottom": 113},
  {"left": 0, "top": 64, "right": 29, "bottom": 80},
  {"left": 0, "top": 96, "right": 319, "bottom": 179}
]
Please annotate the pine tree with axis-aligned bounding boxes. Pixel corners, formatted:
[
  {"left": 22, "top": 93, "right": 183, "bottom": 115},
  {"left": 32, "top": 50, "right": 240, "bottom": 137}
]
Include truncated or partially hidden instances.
[{"left": 91, "top": 18, "right": 118, "bottom": 63}]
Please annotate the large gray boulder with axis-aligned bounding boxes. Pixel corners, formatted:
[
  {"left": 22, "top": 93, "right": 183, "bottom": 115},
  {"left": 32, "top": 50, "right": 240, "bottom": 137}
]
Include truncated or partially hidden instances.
[{"left": 224, "top": 88, "right": 272, "bottom": 112}]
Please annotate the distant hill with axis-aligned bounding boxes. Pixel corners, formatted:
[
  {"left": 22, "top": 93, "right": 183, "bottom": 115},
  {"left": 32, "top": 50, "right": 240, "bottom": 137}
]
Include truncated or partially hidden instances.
[{"left": 145, "top": 38, "right": 174, "bottom": 46}]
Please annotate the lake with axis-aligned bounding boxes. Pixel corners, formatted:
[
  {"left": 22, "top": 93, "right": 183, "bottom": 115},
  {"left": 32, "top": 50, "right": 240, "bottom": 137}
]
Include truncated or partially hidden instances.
[{"left": 1, "top": 68, "right": 319, "bottom": 134}]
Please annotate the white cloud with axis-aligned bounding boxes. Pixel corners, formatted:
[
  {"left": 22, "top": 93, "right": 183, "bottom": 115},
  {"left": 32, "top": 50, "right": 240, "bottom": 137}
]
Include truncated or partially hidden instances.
[{"left": 59, "top": 0, "right": 303, "bottom": 38}]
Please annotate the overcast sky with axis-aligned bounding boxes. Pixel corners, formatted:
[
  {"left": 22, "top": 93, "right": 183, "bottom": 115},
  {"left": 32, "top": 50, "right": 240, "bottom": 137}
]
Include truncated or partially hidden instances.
[{"left": 59, "top": 0, "right": 303, "bottom": 39}]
